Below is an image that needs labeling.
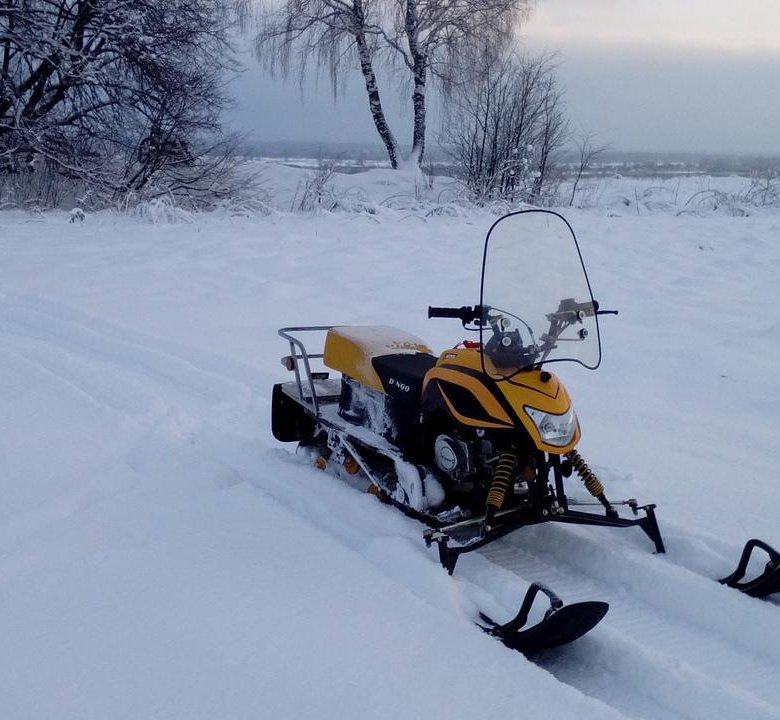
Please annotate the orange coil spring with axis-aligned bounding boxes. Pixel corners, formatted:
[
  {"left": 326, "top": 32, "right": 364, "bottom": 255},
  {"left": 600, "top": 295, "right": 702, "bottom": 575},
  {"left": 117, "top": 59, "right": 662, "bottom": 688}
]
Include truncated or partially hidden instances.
[
  {"left": 565, "top": 449, "right": 605, "bottom": 497},
  {"left": 487, "top": 452, "right": 518, "bottom": 510}
]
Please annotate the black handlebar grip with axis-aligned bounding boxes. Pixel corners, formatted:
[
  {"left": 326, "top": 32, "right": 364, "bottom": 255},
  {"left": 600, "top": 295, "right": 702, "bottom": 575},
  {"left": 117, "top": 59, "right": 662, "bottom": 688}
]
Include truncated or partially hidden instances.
[{"left": 428, "top": 306, "right": 467, "bottom": 319}]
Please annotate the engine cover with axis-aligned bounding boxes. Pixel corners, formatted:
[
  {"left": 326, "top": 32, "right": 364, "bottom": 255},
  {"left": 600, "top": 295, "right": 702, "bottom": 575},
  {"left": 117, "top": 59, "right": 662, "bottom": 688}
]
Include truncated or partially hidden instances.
[{"left": 434, "top": 434, "right": 469, "bottom": 478}]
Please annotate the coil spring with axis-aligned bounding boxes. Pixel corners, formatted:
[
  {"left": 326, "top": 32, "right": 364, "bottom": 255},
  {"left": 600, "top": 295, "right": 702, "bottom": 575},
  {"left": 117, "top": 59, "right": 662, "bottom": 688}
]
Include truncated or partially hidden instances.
[
  {"left": 565, "top": 449, "right": 605, "bottom": 497},
  {"left": 486, "top": 452, "right": 518, "bottom": 510}
]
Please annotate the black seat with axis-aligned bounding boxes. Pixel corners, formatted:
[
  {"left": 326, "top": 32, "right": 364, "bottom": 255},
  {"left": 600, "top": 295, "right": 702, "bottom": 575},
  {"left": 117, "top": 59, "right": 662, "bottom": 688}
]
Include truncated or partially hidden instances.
[{"left": 372, "top": 352, "right": 438, "bottom": 405}]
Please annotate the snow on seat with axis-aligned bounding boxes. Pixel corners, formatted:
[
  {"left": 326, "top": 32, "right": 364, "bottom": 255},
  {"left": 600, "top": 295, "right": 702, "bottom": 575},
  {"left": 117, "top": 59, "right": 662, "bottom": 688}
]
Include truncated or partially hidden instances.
[{"left": 323, "top": 326, "right": 433, "bottom": 392}]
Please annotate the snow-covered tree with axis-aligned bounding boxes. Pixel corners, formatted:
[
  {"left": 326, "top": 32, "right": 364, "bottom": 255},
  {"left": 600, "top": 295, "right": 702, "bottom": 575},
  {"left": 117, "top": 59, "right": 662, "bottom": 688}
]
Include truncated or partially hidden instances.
[
  {"left": 253, "top": 0, "right": 531, "bottom": 167},
  {"left": 568, "top": 130, "right": 608, "bottom": 207},
  {"left": 382, "top": 0, "right": 531, "bottom": 164},
  {"left": 1, "top": 0, "right": 243, "bottom": 207},
  {"left": 254, "top": 0, "right": 400, "bottom": 167},
  {"left": 443, "top": 50, "right": 568, "bottom": 204}
]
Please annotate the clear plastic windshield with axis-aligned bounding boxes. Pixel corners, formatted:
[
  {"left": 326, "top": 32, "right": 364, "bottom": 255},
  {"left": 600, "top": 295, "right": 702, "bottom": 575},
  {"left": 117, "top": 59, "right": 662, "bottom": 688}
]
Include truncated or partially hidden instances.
[{"left": 479, "top": 210, "right": 601, "bottom": 380}]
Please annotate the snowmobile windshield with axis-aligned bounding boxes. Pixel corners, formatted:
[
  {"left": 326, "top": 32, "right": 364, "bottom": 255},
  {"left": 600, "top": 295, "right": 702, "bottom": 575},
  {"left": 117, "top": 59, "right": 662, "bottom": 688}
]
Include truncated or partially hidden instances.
[{"left": 479, "top": 210, "right": 601, "bottom": 380}]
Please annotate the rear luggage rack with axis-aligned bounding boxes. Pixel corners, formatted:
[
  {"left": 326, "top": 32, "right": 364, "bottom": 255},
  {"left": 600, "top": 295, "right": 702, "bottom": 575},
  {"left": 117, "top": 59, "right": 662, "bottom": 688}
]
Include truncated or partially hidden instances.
[{"left": 279, "top": 326, "right": 333, "bottom": 414}]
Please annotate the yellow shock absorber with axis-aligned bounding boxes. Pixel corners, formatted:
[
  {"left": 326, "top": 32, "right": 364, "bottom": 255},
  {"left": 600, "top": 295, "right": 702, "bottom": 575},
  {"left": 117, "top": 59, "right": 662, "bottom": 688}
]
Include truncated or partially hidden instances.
[
  {"left": 565, "top": 449, "right": 605, "bottom": 497},
  {"left": 487, "top": 452, "right": 518, "bottom": 511}
]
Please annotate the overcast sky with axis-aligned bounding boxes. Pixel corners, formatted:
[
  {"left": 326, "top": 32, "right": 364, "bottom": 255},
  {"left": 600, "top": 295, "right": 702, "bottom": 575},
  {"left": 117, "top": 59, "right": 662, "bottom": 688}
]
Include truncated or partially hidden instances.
[{"left": 228, "top": 0, "right": 780, "bottom": 155}]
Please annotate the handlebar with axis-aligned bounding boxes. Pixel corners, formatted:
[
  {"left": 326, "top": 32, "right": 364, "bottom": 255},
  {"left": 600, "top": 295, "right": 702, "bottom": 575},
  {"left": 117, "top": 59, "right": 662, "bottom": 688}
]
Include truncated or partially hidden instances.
[
  {"left": 428, "top": 305, "right": 482, "bottom": 323},
  {"left": 429, "top": 302, "right": 617, "bottom": 326}
]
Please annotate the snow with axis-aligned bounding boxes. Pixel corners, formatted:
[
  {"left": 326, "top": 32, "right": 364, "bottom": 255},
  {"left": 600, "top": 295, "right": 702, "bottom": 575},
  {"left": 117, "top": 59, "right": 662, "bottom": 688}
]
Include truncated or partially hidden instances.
[{"left": 1, "top": 165, "right": 779, "bottom": 719}]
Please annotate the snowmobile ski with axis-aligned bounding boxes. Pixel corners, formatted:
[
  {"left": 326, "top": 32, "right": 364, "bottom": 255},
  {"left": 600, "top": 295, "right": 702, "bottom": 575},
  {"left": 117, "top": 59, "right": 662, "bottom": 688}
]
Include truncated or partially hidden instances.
[
  {"left": 720, "top": 538, "right": 780, "bottom": 599},
  {"left": 424, "top": 498, "right": 664, "bottom": 575},
  {"left": 477, "top": 582, "right": 609, "bottom": 654}
]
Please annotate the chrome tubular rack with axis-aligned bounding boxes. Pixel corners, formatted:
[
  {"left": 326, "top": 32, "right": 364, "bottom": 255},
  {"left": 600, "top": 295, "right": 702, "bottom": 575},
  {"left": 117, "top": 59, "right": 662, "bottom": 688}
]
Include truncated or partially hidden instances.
[{"left": 278, "top": 326, "right": 333, "bottom": 414}]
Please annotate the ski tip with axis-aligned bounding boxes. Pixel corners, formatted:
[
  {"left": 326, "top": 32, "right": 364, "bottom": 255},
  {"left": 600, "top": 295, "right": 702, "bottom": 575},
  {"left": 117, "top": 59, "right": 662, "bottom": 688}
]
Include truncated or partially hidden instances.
[
  {"left": 483, "top": 601, "right": 609, "bottom": 655},
  {"left": 721, "top": 539, "right": 780, "bottom": 599}
]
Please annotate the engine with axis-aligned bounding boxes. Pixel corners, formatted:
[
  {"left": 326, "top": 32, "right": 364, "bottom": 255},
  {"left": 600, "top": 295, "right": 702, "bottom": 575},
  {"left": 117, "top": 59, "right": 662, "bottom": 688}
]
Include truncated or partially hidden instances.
[
  {"left": 432, "top": 433, "right": 472, "bottom": 480},
  {"left": 432, "top": 429, "right": 538, "bottom": 508}
]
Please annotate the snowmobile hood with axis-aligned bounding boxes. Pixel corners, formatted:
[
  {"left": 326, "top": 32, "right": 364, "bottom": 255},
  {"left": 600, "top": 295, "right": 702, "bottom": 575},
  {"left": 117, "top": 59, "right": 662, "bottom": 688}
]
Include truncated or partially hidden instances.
[
  {"left": 426, "top": 347, "right": 580, "bottom": 453},
  {"left": 498, "top": 370, "right": 580, "bottom": 453}
]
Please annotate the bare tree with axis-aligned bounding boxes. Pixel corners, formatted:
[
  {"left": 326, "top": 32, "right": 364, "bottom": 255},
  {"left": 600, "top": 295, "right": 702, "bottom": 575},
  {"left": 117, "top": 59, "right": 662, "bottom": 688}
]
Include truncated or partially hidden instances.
[
  {"left": 529, "top": 72, "right": 567, "bottom": 204},
  {"left": 381, "top": 0, "right": 531, "bottom": 164},
  {"left": 443, "top": 50, "right": 568, "bottom": 205},
  {"left": 254, "top": 1, "right": 400, "bottom": 168},
  {"left": 568, "top": 130, "right": 608, "bottom": 207},
  {"left": 1, "top": 0, "right": 245, "bottom": 208},
  {"left": 253, "top": 0, "right": 531, "bottom": 167}
]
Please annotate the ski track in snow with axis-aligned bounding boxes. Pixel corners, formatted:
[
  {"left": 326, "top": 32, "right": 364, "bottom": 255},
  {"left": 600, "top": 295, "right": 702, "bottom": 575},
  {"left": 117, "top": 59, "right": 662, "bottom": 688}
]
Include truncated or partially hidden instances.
[
  {"left": 257, "top": 433, "right": 780, "bottom": 720},
  {"left": 469, "top": 524, "right": 780, "bottom": 720},
  {"left": 0, "top": 293, "right": 266, "bottom": 557},
  {"left": 0, "top": 294, "right": 255, "bottom": 422},
  {"left": 247, "top": 440, "right": 780, "bottom": 720}
]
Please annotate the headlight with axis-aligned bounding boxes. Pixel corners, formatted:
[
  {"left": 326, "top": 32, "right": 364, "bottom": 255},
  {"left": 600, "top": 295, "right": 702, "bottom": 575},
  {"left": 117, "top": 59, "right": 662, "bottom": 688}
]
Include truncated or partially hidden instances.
[{"left": 524, "top": 405, "right": 578, "bottom": 447}]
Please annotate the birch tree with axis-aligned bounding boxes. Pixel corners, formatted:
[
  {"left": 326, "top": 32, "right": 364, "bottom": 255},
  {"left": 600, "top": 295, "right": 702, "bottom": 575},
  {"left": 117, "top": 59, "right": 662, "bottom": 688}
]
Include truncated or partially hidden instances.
[
  {"left": 255, "top": 0, "right": 400, "bottom": 167},
  {"left": 381, "top": 0, "right": 530, "bottom": 163},
  {"left": 254, "top": 0, "right": 532, "bottom": 167}
]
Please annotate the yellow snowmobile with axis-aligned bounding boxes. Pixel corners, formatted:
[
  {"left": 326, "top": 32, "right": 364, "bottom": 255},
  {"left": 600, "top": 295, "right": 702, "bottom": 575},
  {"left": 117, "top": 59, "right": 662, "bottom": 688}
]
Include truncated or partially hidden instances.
[
  {"left": 273, "top": 210, "right": 663, "bottom": 555},
  {"left": 272, "top": 209, "right": 778, "bottom": 651}
]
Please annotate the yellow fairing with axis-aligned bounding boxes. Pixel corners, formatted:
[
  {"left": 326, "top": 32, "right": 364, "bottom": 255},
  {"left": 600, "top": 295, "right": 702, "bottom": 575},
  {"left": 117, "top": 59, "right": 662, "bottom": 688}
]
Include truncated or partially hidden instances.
[
  {"left": 427, "top": 366, "right": 515, "bottom": 429},
  {"left": 323, "top": 326, "right": 432, "bottom": 392},
  {"left": 426, "top": 347, "right": 580, "bottom": 454}
]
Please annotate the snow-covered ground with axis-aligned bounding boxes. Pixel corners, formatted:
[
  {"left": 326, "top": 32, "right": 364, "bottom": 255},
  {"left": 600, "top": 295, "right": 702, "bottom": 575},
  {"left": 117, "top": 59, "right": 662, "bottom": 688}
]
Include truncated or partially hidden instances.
[{"left": 1, "top": 165, "right": 779, "bottom": 719}]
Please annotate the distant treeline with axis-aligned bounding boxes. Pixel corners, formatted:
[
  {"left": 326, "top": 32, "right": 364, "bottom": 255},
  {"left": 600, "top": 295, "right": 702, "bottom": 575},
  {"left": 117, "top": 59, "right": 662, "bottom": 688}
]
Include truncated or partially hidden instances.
[{"left": 239, "top": 141, "right": 779, "bottom": 179}]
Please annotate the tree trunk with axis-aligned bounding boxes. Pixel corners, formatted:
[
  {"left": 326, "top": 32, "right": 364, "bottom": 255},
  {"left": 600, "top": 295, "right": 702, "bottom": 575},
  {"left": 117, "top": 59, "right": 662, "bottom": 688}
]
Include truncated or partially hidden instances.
[
  {"left": 411, "top": 55, "right": 426, "bottom": 164},
  {"left": 353, "top": 13, "right": 398, "bottom": 169},
  {"left": 404, "top": 0, "right": 426, "bottom": 166}
]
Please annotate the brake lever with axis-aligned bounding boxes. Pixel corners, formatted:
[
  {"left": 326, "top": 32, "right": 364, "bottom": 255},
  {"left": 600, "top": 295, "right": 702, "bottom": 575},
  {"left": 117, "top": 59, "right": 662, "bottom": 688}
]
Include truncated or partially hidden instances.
[{"left": 593, "top": 300, "right": 618, "bottom": 316}]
